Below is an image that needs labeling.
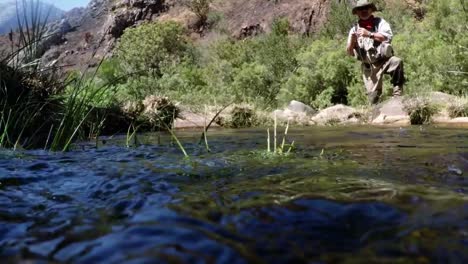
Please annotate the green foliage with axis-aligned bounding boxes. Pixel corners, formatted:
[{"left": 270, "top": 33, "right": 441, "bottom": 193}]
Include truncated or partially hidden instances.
[
  {"left": 231, "top": 62, "right": 273, "bottom": 105},
  {"left": 97, "top": 58, "right": 125, "bottom": 86},
  {"left": 271, "top": 17, "right": 290, "bottom": 36},
  {"left": 279, "top": 38, "right": 356, "bottom": 109},
  {"left": 50, "top": 76, "right": 110, "bottom": 151},
  {"left": 319, "top": 0, "right": 355, "bottom": 38},
  {"left": 378, "top": 0, "right": 413, "bottom": 33},
  {"left": 116, "top": 21, "right": 190, "bottom": 76},
  {"left": 393, "top": 0, "right": 468, "bottom": 96},
  {"left": 158, "top": 62, "right": 207, "bottom": 98},
  {"left": 346, "top": 81, "right": 368, "bottom": 107}
]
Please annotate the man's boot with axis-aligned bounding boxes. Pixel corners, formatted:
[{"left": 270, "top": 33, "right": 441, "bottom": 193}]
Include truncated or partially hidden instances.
[{"left": 393, "top": 85, "right": 403, "bottom": 97}]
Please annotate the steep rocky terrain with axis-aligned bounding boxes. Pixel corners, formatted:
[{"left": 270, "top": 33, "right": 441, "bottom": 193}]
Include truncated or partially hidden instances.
[
  {"left": 0, "top": 0, "right": 426, "bottom": 71},
  {"left": 1, "top": 0, "right": 333, "bottom": 70}
]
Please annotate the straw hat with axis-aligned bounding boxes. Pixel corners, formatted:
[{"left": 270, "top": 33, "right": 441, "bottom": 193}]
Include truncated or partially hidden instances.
[{"left": 352, "top": 0, "right": 377, "bottom": 14}]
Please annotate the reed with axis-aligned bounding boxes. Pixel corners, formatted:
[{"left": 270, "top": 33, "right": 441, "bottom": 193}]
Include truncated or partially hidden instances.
[
  {"left": 126, "top": 122, "right": 140, "bottom": 148},
  {"left": 267, "top": 114, "right": 294, "bottom": 155}
]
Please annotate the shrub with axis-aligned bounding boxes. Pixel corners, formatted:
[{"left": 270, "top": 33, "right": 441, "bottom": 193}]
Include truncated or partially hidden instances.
[
  {"left": 403, "top": 96, "right": 439, "bottom": 125},
  {"left": 394, "top": 0, "right": 467, "bottom": 96},
  {"left": 279, "top": 38, "right": 356, "bottom": 108},
  {"left": 0, "top": 62, "right": 62, "bottom": 148},
  {"left": 116, "top": 21, "right": 190, "bottom": 76},
  {"left": 231, "top": 62, "right": 273, "bottom": 106},
  {"left": 215, "top": 106, "right": 256, "bottom": 128},
  {"left": 141, "top": 95, "right": 180, "bottom": 130},
  {"left": 319, "top": 0, "right": 355, "bottom": 38},
  {"left": 447, "top": 98, "right": 468, "bottom": 118},
  {"left": 229, "top": 106, "right": 255, "bottom": 128},
  {"left": 184, "top": 0, "right": 212, "bottom": 29}
]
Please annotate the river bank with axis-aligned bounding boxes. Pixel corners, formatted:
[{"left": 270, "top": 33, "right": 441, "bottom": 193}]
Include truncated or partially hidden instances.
[{"left": 174, "top": 92, "right": 468, "bottom": 129}]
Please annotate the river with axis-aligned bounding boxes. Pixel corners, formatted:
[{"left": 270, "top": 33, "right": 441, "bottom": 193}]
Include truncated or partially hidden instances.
[{"left": 1, "top": 126, "right": 467, "bottom": 263}]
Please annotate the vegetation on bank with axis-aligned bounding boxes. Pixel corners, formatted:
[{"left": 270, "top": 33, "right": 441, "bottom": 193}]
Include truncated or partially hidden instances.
[
  {"left": 1, "top": 0, "right": 467, "bottom": 150},
  {"left": 96, "top": 0, "right": 466, "bottom": 109}
]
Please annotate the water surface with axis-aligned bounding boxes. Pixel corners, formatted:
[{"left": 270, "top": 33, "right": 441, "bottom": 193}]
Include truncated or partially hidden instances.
[{"left": 0, "top": 126, "right": 467, "bottom": 263}]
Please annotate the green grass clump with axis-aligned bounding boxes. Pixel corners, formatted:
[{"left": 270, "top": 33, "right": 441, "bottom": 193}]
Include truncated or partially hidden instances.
[
  {"left": 447, "top": 98, "right": 468, "bottom": 118},
  {"left": 403, "top": 97, "right": 439, "bottom": 125}
]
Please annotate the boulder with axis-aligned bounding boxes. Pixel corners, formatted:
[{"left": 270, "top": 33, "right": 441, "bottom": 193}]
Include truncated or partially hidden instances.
[
  {"left": 237, "top": 23, "right": 264, "bottom": 39},
  {"left": 311, "top": 104, "right": 361, "bottom": 125},
  {"left": 371, "top": 97, "right": 410, "bottom": 125},
  {"left": 449, "top": 117, "right": 468, "bottom": 124},
  {"left": 273, "top": 100, "right": 316, "bottom": 124},
  {"left": 427, "top": 91, "right": 458, "bottom": 105},
  {"left": 174, "top": 112, "right": 219, "bottom": 129},
  {"left": 287, "top": 100, "right": 316, "bottom": 115}
]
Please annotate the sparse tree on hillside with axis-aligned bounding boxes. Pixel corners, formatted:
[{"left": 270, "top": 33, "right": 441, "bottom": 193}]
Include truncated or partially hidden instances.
[{"left": 183, "top": 0, "right": 212, "bottom": 31}]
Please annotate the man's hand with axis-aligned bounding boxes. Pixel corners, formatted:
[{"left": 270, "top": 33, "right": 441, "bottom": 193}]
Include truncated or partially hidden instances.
[{"left": 356, "top": 28, "right": 371, "bottom": 38}]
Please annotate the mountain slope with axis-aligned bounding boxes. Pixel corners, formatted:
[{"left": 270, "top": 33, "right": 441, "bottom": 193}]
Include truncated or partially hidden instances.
[{"left": 0, "top": 0, "right": 64, "bottom": 34}]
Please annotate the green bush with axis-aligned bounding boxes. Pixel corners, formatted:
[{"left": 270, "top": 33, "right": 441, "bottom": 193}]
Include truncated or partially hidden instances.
[
  {"left": 116, "top": 21, "right": 191, "bottom": 76},
  {"left": 403, "top": 96, "right": 439, "bottom": 125},
  {"left": 394, "top": 0, "right": 467, "bottom": 96},
  {"left": 184, "top": 0, "right": 212, "bottom": 29},
  {"left": 447, "top": 98, "right": 468, "bottom": 118},
  {"left": 231, "top": 62, "right": 273, "bottom": 105},
  {"left": 278, "top": 38, "right": 356, "bottom": 109},
  {"left": 319, "top": 0, "right": 355, "bottom": 38},
  {"left": 229, "top": 106, "right": 256, "bottom": 128},
  {"left": 202, "top": 23, "right": 302, "bottom": 108}
]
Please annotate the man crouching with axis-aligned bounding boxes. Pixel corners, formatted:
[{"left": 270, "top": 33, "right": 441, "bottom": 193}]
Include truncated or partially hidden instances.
[{"left": 346, "top": 0, "right": 405, "bottom": 104}]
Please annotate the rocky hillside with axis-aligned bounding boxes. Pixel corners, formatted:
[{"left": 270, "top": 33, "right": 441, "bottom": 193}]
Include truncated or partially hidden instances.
[
  {"left": 0, "top": 0, "right": 64, "bottom": 34},
  {"left": 0, "top": 0, "right": 333, "bottom": 70},
  {"left": 2, "top": 0, "right": 425, "bottom": 71}
]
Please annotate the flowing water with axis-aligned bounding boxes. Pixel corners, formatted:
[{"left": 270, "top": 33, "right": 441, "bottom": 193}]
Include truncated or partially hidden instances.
[{"left": 0, "top": 126, "right": 467, "bottom": 263}]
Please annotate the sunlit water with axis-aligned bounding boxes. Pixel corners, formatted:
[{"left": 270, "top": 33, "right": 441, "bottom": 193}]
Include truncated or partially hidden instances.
[{"left": 1, "top": 126, "right": 467, "bottom": 263}]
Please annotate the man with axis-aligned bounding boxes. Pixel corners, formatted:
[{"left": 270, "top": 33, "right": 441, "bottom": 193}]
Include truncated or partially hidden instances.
[{"left": 346, "top": 0, "right": 405, "bottom": 104}]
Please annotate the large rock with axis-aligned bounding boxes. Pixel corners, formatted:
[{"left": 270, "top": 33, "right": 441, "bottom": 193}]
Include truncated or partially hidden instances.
[
  {"left": 448, "top": 117, "right": 468, "bottom": 124},
  {"left": 371, "top": 97, "right": 410, "bottom": 125},
  {"left": 216, "top": 0, "right": 328, "bottom": 37},
  {"left": 106, "top": 0, "right": 166, "bottom": 38},
  {"left": 311, "top": 104, "right": 362, "bottom": 125},
  {"left": 427, "top": 91, "right": 458, "bottom": 105},
  {"left": 273, "top": 100, "right": 316, "bottom": 124},
  {"left": 287, "top": 100, "right": 315, "bottom": 115}
]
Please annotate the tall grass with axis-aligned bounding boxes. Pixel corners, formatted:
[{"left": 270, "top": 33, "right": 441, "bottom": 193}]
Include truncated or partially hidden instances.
[
  {"left": 266, "top": 113, "right": 294, "bottom": 155},
  {"left": 49, "top": 77, "right": 110, "bottom": 151},
  {"left": 0, "top": 0, "right": 111, "bottom": 151}
]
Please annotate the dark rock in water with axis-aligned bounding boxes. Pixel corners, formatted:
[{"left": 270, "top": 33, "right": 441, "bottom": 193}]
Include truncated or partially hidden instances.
[{"left": 27, "top": 162, "right": 49, "bottom": 171}]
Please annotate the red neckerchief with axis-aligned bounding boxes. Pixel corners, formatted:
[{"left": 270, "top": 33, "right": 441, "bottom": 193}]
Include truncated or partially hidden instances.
[{"left": 359, "top": 16, "right": 375, "bottom": 31}]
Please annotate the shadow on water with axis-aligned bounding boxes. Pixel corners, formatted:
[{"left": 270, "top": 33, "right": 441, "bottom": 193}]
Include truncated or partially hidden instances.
[{"left": 0, "top": 126, "right": 467, "bottom": 263}]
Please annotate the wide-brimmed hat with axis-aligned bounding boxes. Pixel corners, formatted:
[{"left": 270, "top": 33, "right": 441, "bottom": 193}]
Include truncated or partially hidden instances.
[{"left": 352, "top": 0, "right": 377, "bottom": 14}]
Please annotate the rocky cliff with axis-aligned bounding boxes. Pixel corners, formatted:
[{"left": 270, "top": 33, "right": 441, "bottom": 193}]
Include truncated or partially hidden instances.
[{"left": 2, "top": 0, "right": 332, "bottom": 70}]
